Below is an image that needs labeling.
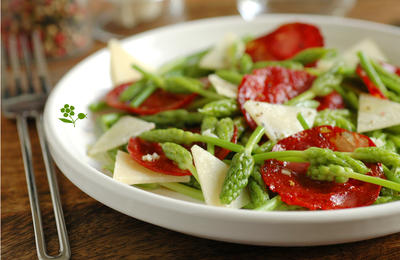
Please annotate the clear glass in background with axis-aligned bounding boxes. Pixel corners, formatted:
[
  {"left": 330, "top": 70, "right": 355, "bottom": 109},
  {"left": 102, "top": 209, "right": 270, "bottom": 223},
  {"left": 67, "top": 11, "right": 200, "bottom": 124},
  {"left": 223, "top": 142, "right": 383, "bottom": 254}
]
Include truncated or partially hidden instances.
[
  {"left": 92, "top": 0, "right": 187, "bottom": 43},
  {"left": 1, "top": 0, "right": 93, "bottom": 60},
  {"left": 237, "top": 0, "right": 358, "bottom": 20}
]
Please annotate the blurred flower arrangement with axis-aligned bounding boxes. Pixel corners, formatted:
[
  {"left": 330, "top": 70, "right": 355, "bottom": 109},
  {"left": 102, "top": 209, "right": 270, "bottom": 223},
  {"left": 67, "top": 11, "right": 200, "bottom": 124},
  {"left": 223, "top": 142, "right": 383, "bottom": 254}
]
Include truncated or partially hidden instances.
[{"left": 1, "top": 0, "right": 92, "bottom": 59}]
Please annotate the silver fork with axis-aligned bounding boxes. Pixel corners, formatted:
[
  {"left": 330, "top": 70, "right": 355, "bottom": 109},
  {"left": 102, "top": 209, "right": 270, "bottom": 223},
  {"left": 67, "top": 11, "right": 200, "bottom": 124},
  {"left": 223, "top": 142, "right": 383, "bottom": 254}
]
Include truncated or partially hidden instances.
[{"left": 2, "top": 31, "right": 71, "bottom": 260}]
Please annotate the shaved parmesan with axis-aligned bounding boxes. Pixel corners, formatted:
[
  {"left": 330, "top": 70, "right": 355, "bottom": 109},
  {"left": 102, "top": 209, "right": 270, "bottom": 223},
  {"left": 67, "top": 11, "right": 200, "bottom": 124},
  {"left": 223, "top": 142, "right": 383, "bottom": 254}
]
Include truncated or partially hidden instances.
[
  {"left": 243, "top": 100, "right": 317, "bottom": 142},
  {"left": 108, "top": 39, "right": 156, "bottom": 86},
  {"left": 357, "top": 93, "right": 400, "bottom": 133},
  {"left": 369, "top": 137, "right": 385, "bottom": 148},
  {"left": 113, "top": 151, "right": 190, "bottom": 184},
  {"left": 199, "top": 33, "right": 244, "bottom": 70},
  {"left": 317, "top": 38, "right": 388, "bottom": 71},
  {"left": 191, "top": 145, "right": 251, "bottom": 209},
  {"left": 341, "top": 38, "right": 388, "bottom": 68},
  {"left": 88, "top": 115, "right": 155, "bottom": 156},
  {"left": 208, "top": 74, "right": 238, "bottom": 99}
]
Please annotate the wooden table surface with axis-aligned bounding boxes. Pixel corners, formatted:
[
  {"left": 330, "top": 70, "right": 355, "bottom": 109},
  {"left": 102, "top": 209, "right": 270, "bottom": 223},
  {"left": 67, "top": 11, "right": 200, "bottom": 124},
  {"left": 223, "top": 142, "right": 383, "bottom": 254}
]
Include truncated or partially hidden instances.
[{"left": 2, "top": 0, "right": 400, "bottom": 259}]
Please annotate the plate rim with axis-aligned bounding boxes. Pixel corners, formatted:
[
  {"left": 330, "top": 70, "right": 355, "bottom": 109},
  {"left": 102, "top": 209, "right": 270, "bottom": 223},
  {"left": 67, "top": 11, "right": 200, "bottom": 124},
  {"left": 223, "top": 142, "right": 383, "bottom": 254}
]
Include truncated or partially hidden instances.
[{"left": 44, "top": 14, "right": 400, "bottom": 246}]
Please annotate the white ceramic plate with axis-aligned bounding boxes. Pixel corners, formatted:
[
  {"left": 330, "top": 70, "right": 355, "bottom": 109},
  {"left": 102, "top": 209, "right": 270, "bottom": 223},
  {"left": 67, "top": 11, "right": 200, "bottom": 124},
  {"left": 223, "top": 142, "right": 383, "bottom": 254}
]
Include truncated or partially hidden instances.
[{"left": 44, "top": 14, "right": 400, "bottom": 246}]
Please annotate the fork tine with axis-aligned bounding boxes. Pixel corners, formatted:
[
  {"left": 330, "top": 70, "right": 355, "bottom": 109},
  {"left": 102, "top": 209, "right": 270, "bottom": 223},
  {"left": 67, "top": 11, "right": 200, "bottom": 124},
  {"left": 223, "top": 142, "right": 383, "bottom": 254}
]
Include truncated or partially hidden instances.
[
  {"left": 32, "top": 30, "right": 51, "bottom": 94},
  {"left": 9, "top": 34, "right": 23, "bottom": 96},
  {"left": 20, "top": 34, "right": 35, "bottom": 94},
  {"left": 6, "top": 31, "right": 71, "bottom": 259},
  {"left": 1, "top": 40, "right": 10, "bottom": 98}
]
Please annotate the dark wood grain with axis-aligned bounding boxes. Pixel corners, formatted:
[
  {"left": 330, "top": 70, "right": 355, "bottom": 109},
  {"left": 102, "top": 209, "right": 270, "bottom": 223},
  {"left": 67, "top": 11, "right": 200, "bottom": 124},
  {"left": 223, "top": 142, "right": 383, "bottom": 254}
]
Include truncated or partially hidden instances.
[{"left": 2, "top": 0, "right": 400, "bottom": 259}]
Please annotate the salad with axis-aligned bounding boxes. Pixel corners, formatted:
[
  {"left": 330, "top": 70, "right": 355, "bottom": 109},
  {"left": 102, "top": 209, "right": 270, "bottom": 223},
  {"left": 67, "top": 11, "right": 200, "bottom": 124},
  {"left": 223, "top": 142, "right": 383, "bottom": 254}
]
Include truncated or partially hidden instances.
[{"left": 88, "top": 22, "right": 400, "bottom": 211}]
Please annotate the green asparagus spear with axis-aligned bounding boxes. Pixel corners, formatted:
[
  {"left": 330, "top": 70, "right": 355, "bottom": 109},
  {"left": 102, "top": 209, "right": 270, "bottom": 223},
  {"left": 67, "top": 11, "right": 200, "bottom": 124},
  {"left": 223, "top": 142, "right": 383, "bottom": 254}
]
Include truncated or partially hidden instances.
[
  {"left": 254, "top": 146, "right": 400, "bottom": 172},
  {"left": 386, "top": 125, "right": 400, "bottom": 135},
  {"left": 380, "top": 186, "right": 399, "bottom": 196},
  {"left": 219, "top": 126, "right": 265, "bottom": 204},
  {"left": 140, "top": 109, "right": 204, "bottom": 127},
  {"left": 382, "top": 165, "right": 400, "bottom": 184},
  {"left": 308, "top": 164, "right": 400, "bottom": 191},
  {"left": 254, "top": 195, "right": 283, "bottom": 211},
  {"left": 313, "top": 109, "right": 356, "bottom": 132},
  {"left": 239, "top": 53, "right": 253, "bottom": 74},
  {"left": 198, "top": 99, "right": 240, "bottom": 117},
  {"left": 216, "top": 117, "right": 235, "bottom": 142},
  {"left": 253, "top": 60, "right": 304, "bottom": 70},
  {"left": 201, "top": 116, "right": 218, "bottom": 154},
  {"left": 253, "top": 147, "right": 369, "bottom": 175},
  {"left": 159, "top": 49, "right": 212, "bottom": 78},
  {"left": 158, "top": 56, "right": 188, "bottom": 76},
  {"left": 89, "top": 101, "right": 110, "bottom": 112},
  {"left": 130, "top": 81, "right": 158, "bottom": 108},
  {"left": 233, "top": 117, "right": 248, "bottom": 139},
  {"left": 132, "top": 64, "right": 165, "bottom": 87},
  {"left": 297, "top": 112, "right": 311, "bottom": 130},
  {"left": 332, "top": 85, "right": 359, "bottom": 110},
  {"left": 166, "top": 76, "right": 226, "bottom": 100},
  {"left": 160, "top": 182, "right": 204, "bottom": 202},
  {"left": 201, "top": 116, "right": 218, "bottom": 134},
  {"left": 345, "top": 147, "right": 400, "bottom": 168},
  {"left": 290, "top": 47, "right": 337, "bottom": 66},
  {"left": 248, "top": 176, "right": 269, "bottom": 207},
  {"left": 227, "top": 40, "right": 245, "bottom": 70},
  {"left": 284, "top": 61, "right": 344, "bottom": 106},
  {"left": 98, "top": 112, "right": 125, "bottom": 131},
  {"left": 161, "top": 142, "right": 200, "bottom": 183},
  {"left": 253, "top": 140, "right": 276, "bottom": 154},
  {"left": 371, "top": 59, "right": 400, "bottom": 95},
  {"left": 248, "top": 164, "right": 270, "bottom": 207},
  {"left": 182, "top": 176, "right": 202, "bottom": 190},
  {"left": 357, "top": 51, "right": 388, "bottom": 96},
  {"left": 373, "top": 195, "right": 400, "bottom": 205},
  {"left": 290, "top": 99, "right": 321, "bottom": 109},
  {"left": 215, "top": 69, "right": 244, "bottom": 85},
  {"left": 139, "top": 128, "right": 244, "bottom": 152},
  {"left": 119, "top": 79, "right": 147, "bottom": 102}
]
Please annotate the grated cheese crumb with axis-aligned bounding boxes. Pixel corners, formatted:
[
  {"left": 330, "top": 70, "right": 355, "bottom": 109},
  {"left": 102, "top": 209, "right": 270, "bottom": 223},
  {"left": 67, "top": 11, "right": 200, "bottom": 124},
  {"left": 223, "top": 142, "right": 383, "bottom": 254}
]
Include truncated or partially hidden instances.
[
  {"left": 282, "top": 169, "right": 292, "bottom": 176},
  {"left": 142, "top": 153, "right": 160, "bottom": 162},
  {"left": 152, "top": 152, "right": 160, "bottom": 160}
]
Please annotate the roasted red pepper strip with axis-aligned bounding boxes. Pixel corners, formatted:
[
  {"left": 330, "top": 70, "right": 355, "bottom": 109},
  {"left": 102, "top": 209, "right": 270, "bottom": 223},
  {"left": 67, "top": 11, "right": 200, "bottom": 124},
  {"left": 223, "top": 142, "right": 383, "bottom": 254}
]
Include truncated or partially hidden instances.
[
  {"left": 245, "top": 23, "right": 324, "bottom": 62},
  {"left": 127, "top": 137, "right": 191, "bottom": 176},
  {"left": 315, "top": 90, "right": 345, "bottom": 111},
  {"left": 261, "top": 126, "right": 384, "bottom": 210},
  {"left": 106, "top": 83, "right": 198, "bottom": 115},
  {"left": 237, "top": 66, "right": 316, "bottom": 129},
  {"left": 356, "top": 64, "right": 387, "bottom": 99}
]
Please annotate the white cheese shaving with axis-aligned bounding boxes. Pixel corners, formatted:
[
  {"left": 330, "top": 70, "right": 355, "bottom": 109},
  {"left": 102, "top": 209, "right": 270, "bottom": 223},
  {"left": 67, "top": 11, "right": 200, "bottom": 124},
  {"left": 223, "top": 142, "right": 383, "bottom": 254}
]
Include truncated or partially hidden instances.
[
  {"left": 113, "top": 151, "right": 190, "bottom": 185},
  {"left": 208, "top": 74, "right": 238, "bottom": 99},
  {"left": 243, "top": 100, "right": 317, "bottom": 142},
  {"left": 317, "top": 38, "right": 388, "bottom": 72},
  {"left": 191, "top": 145, "right": 251, "bottom": 209},
  {"left": 108, "top": 38, "right": 156, "bottom": 86},
  {"left": 357, "top": 93, "right": 400, "bottom": 133},
  {"left": 88, "top": 115, "right": 155, "bottom": 156},
  {"left": 341, "top": 38, "right": 388, "bottom": 69},
  {"left": 369, "top": 137, "right": 385, "bottom": 148}
]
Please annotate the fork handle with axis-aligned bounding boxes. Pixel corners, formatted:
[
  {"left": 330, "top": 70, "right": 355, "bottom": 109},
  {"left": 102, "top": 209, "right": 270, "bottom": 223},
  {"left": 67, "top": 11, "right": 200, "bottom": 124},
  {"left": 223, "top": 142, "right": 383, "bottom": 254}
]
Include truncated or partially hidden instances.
[{"left": 17, "top": 113, "right": 71, "bottom": 260}]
